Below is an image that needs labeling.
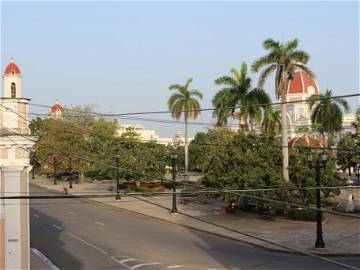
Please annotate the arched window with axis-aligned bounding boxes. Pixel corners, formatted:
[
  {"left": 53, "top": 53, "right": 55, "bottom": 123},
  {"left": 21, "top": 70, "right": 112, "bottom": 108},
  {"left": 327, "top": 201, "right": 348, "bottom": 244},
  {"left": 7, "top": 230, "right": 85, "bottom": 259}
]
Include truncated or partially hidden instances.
[
  {"left": 11, "top": 83, "right": 16, "bottom": 98},
  {"left": 12, "top": 70, "right": 15, "bottom": 75}
]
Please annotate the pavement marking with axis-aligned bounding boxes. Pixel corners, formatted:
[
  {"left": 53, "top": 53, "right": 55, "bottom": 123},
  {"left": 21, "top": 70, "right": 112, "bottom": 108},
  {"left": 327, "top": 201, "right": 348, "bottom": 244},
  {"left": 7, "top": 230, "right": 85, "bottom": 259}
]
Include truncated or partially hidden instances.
[
  {"left": 131, "top": 262, "right": 160, "bottom": 269},
  {"left": 68, "top": 232, "right": 109, "bottom": 255},
  {"left": 120, "top": 258, "right": 136, "bottom": 263},
  {"left": 33, "top": 214, "right": 40, "bottom": 218},
  {"left": 167, "top": 266, "right": 182, "bottom": 269},
  {"left": 52, "top": 224, "right": 62, "bottom": 231},
  {"left": 68, "top": 211, "right": 77, "bottom": 216},
  {"left": 94, "top": 220, "right": 105, "bottom": 226}
]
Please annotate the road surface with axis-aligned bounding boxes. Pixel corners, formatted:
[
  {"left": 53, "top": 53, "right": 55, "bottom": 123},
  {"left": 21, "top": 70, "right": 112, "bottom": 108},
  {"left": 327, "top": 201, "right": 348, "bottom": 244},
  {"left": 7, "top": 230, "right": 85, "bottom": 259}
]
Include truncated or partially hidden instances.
[{"left": 29, "top": 184, "right": 359, "bottom": 270}]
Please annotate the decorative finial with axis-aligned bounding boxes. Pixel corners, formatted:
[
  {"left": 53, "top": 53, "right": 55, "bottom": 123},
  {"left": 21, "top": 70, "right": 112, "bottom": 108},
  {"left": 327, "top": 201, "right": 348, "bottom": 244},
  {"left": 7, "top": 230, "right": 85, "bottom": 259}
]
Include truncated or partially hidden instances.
[{"left": 10, "top": 58, "right": 14, "bottom": 63}]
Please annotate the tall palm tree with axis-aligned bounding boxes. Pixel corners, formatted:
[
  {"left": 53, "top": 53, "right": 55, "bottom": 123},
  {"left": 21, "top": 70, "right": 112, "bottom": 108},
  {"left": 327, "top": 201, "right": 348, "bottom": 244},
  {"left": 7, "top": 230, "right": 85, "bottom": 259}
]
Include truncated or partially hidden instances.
[
  {"left": 262, "top": 108, "right": 281, "bottom": 136},
  {"left": 168, "top": 78, "right": 203, "bottom": 176},
  {"left": 307, "top": 89, "right": 349, "bottom": 145},
  {"left": 353, "top": 107, "right": 360, "bottom": 134},
  {"left": 251, "top": 38, "right": 314, "bottom": 181},
  {"left": 212, "top": 62, "right": 270, "bottom": 129}
]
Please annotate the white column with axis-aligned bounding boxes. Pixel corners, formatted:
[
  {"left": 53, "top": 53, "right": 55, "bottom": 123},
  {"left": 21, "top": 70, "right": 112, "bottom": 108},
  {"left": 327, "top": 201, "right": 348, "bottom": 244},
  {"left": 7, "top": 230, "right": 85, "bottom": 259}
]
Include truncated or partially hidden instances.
[{"left": 2, "top": 166, "right": 27, "bottom": 270}]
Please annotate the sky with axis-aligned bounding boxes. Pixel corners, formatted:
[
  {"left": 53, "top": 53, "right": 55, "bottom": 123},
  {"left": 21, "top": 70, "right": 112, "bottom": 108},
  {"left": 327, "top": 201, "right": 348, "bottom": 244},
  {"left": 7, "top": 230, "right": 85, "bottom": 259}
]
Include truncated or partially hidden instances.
[{"left": 1, "top": 1, "right": 359, "bottom": 137}]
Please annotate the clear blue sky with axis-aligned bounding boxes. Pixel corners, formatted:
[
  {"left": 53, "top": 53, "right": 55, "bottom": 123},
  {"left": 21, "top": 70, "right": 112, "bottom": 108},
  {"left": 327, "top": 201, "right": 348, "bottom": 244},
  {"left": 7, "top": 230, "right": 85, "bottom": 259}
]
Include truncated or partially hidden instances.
[{"left": 1, "top": 1, "right": 359, "bottom": 137}]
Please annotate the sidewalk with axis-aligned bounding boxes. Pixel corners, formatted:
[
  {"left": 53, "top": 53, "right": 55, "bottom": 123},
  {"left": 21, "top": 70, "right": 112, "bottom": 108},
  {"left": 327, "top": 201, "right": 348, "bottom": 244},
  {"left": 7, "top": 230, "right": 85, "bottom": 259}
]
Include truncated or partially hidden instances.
[{"left": 30, "top": 177, "right": 360, "bottom": 256}]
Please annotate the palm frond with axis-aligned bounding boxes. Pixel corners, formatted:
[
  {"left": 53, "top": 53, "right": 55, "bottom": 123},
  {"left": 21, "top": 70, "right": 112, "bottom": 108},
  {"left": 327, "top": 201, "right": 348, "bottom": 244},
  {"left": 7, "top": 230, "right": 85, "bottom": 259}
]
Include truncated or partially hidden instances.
[{"left": 258, "top": 64, "right": 277, "bottom": 88}]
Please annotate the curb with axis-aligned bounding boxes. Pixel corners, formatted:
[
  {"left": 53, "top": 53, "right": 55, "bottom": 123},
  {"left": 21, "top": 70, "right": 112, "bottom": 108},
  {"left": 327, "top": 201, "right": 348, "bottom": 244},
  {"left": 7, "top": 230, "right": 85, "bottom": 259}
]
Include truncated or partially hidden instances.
[
  {"left": 31, "top": 247, "right": 61, "bottom": 270},
  {"left": 30, "top": 182, "right": 360, "bottom": 257}
]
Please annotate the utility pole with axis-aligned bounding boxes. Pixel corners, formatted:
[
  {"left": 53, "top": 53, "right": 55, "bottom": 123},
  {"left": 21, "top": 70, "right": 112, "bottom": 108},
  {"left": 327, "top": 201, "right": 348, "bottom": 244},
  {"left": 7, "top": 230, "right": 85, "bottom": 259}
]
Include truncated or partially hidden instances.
[
  {"left": 31, "top": 150, "right": 35, "bottom": 180},
  {"left": 170, "top": 154, "right": 178, "bottom": 214},
  {"left": 69, "top": 157, "right": 73, "bottom": 189},
  {"left": 308, "top": 152, "right": 327, "bottom": 248},
  {"left": 115, "top": 148, "right": 121, "bottom": 201},
  {"left": 53, "top": 156, "right": 57, "bottom": 185}
]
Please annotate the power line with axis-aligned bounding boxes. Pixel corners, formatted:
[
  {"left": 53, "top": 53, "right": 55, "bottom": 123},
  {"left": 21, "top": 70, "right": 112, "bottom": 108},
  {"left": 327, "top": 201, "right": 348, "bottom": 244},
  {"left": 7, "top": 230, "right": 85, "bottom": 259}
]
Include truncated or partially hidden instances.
[
  {"left": 29, "top": 92, "right": 360, "bottom": 117},
  {"left": 2, "top": 103, "right": 359, "bottom": 153},
  {"left": 1, "top": 122, "right": 358, "bottom": 218},
  {"left": 131, "top": 195, "right": 359, "bottom": 270}
]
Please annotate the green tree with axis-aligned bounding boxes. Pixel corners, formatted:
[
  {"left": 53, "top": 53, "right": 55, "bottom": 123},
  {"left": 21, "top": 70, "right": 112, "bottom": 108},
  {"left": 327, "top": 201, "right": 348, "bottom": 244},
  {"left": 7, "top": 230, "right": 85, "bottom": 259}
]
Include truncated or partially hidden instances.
[
  {"left": 336, "top": 133, "right": 360, "bottom": 173},
  {"left": 252, "top": 38, "right": 314, "bottom": 181},
  {"left": 212, "top": 62, "right": 270, "bottom": 129},
  {"left": 352, "top": 107, "right": 360, "bottom": 134},
  {"left": 168, "top": 78, "right": 203, "bottom": 176},
  {"left": 307, "top": 89, "right": 349, "bottom": 145},
  {"left": 261, "top": 108, "right": 281, "bottom": 137}
]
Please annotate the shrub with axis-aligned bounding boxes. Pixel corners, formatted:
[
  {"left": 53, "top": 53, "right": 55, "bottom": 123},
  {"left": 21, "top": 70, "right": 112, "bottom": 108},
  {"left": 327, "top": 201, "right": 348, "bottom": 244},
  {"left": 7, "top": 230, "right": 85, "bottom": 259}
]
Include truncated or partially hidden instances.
[{"left": 288, "top": 208, "right": 317, "bottom": 221}]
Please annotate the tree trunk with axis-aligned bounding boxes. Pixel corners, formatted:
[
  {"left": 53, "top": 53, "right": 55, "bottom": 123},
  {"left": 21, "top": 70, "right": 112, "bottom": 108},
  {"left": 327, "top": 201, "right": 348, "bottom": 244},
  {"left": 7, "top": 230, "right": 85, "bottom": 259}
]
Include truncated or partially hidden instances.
[
  {"left": 281, "top": 95, "right": 289, "bottom": 182},
  {"left": 184, "top": 113, "right": 189, "bottom": 178}
]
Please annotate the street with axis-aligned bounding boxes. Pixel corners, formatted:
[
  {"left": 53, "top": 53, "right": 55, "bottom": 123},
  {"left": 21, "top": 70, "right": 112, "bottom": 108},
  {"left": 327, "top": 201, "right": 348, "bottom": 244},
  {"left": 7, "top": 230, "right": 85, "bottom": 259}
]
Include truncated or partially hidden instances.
[{"left": 30, "top": 184, "right": 359, "bottom": 270}]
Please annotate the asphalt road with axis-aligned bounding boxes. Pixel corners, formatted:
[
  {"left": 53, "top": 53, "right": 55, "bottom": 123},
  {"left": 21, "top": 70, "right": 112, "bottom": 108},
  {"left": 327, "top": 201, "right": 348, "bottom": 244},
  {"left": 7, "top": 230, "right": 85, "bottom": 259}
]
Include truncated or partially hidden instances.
[{"left": 29, "top": 184, "right": 360, "bottom": 270}]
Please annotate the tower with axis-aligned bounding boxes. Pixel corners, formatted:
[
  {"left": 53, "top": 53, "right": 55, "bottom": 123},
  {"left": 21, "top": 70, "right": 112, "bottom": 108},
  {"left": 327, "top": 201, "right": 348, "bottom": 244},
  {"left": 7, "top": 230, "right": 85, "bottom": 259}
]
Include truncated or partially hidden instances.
[
  {"left": 50, "top": 100, "right": 64, "bottom": 119},
  {"left": 0, "top": 59, "right": 36, "bottom": 269}
]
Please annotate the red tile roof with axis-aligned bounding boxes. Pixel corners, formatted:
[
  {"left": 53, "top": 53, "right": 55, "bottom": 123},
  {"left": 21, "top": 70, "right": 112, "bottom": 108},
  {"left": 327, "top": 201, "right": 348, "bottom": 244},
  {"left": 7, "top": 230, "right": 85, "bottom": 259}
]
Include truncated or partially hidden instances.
[
  {"left": 51, "top": 101, "right": 64, "bottom": 113},
  {"left": 4, "top": 62, "right": 21, "bottom": 75}
]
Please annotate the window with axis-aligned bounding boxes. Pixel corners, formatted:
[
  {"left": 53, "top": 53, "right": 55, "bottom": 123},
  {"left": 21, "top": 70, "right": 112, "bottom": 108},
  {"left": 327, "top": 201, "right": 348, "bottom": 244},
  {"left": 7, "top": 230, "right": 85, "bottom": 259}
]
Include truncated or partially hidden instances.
[
  {"left": 11, "top": 83, "right": 16, "bottom": 98},
  {"left": 12, "top": 70, "right": 15, "bottom": 75}
]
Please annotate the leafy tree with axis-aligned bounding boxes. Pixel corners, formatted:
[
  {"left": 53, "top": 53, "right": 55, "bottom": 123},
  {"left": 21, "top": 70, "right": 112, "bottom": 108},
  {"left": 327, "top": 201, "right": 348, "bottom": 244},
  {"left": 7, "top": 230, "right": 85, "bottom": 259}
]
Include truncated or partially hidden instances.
[
  {"left": 336, "top": 133, "right": 360, "bottom": 173},
  {"left": 252, "top": 38, "right": 314, "bottom": 181},
  {"left": 289, "top": 147, "right": 341, "bottom": 205},
  {"left": 168, "top": 78, "right": 203, "bottom": 176},
  {"left": 307, "top": 89, "right": 349, "bottom": 145},
  {"left": 352, "top": 107, "right": 360, "bottom": 134},
  {"left": 212, "top": 62, "right": 270, "bottom": 129},
  {"left": 261, "top": 108, "right": 281, "bottom": 137}
]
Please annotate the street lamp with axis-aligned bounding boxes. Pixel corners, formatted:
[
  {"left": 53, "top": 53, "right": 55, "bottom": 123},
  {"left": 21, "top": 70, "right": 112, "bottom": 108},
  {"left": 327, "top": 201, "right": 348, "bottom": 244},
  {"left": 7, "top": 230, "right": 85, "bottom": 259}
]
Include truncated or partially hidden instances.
[
  {"left": 115, "top": 149, "right": 121, "bottom": 201},
  {"left": 356, "top": 166, "right": 360, "bottom": 185},
  {"left": 53, "top": 156, "right": 57, "bottom": 185},
  {"left": 307, "top": 151, "right": 327, "bottom": 248},
  {"left": 170, "top": 154, "right": 178, "bottom": 214}
]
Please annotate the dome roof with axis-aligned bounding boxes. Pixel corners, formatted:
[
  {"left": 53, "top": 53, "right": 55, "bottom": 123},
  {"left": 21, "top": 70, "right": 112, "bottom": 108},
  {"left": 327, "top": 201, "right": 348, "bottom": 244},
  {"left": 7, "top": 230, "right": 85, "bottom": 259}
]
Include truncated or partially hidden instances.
[
  {"left": 286, "top": 63, "right": 319, "bottom": 95},
  {"left": 4, "top": 59, "right": 21, "bottom": 75},
  {"left": 288, "top": 135, "right": 323, "bottom": 148},
  {"left": 51, "top": 101, "right": 64, "bottom": 113}
]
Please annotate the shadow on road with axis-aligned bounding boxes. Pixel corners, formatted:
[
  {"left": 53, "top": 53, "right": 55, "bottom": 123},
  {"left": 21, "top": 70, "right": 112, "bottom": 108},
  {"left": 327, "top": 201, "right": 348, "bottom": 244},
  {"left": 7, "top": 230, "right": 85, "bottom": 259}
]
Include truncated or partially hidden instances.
[{"left": 30, "top": 207, "right": 83, "bottom": 270}]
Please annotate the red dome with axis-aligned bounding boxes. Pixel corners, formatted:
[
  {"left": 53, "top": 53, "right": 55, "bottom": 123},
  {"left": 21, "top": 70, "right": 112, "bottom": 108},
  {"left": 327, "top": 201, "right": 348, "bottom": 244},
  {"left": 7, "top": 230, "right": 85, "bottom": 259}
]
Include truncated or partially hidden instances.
[
  {"left": 51, "top": 101, "right": 64, "bottom": 113},
  {"left": 286, "top": 66, "right": 319, "bottom": 96},
  {"left": 288, "top": 135, "right": 323, "bottom": 149},
  {"left": 4, "top": 61, "right": 21, "bottom": 75}
]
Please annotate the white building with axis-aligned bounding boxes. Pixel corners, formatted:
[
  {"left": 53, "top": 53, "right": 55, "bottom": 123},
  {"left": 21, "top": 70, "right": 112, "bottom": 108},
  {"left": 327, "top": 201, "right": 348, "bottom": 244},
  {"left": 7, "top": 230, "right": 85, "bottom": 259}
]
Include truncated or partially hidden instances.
[
  {"left": 117, "top": 124, "right": 193, "bottom": 145},
  {"left": 0, "top": 59, "right": 36, "bottom": 269}
]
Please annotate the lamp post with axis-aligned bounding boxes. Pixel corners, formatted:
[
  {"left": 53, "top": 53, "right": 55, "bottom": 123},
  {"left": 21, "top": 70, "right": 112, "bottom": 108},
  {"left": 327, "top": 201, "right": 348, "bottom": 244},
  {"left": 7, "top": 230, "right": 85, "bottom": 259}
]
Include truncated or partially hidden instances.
[
  {"left": 356, "top": 166, "right": 360, "bottom": 185},
  {"left": 307, "top": 151, "right": 327, "bottom": 248},
  {"left": 68, "top": 157, "right": 73, "bottom": 189},
  {"left": 170, "top": 154, "right": 178, "bottom": 214},
  {"left": 115, "top": 149, "right": 121, "bottom": 201},
  {"left": 53, "top": 156, "right": 57, "bottom": 185}
]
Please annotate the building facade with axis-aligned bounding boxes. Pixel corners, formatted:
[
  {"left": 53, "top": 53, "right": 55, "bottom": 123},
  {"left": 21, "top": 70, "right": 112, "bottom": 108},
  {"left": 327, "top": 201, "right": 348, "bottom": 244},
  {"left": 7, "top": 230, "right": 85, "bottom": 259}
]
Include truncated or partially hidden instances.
[{"left": 0, "top": 60, "right": 36, "bottom": 269}]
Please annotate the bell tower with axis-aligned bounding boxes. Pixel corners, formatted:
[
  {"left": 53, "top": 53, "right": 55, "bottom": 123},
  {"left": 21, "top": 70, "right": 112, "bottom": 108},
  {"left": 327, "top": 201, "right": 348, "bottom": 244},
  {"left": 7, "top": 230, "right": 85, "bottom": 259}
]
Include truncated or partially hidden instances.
[
  {"left": 3, "top": 58, "right": 22, "bottom": 98},
  {"left": 0, "top": 59, "right": 36, "bottom": 270}
]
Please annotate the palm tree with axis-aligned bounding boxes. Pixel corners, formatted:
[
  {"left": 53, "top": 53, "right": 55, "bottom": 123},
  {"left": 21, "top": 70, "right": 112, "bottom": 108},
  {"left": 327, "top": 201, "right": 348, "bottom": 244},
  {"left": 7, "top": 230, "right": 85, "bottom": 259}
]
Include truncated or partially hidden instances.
[
  {"left": 307, "top": 89, "right": 349, "bottom": 145},
  {"left": 212, "top": 62, "right": 270, "bottom": 130},
  {"left": 251, "top": 38, "right": 314, "bottom": 181},
  {"left": 353, "top": 107, "right": 360, "bottom": 134},
  {"left": 262, "top": 108, "right": 281, "bottom": 136},
  {"left": 168, "top": 78, "right": 203, "bottom": 176}
]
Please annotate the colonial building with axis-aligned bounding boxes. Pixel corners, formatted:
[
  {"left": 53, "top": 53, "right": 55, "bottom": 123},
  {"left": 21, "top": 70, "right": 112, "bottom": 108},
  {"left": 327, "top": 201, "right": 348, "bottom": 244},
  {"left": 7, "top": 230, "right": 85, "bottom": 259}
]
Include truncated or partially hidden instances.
[
  {"left": 271, "top": 61, "right": 355, "bottom": 140},
  {"left": 0, "top": 59, "right": 36, "bottom": 269}
]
